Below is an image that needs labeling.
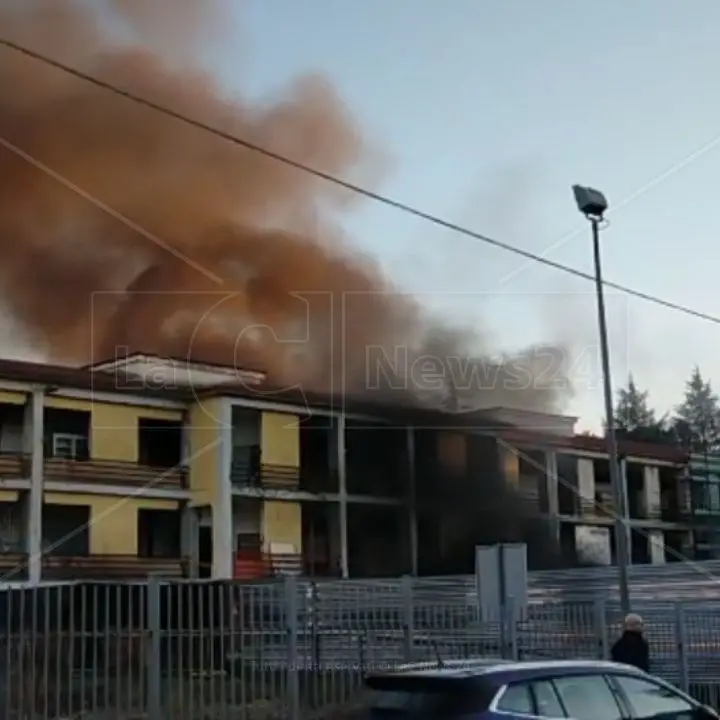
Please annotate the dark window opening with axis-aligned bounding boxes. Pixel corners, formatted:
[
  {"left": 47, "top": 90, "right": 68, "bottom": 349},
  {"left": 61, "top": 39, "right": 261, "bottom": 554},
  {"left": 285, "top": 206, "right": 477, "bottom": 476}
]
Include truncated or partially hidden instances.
[
  {"left": 138, "top": 418, "right": 182, "bottom": 468},
  {"left": 631, "top": 527, "right": 650, "bottom": 564},
  {"left": 593, "top": 459, "right": 613, "bottom": 518},
  {"left": 626, "top": 462, "right": 645, "bottom": 519},
  {"left": 137, "top": 509, "right": 180, "bottom": 558},
  {"left": 660, "top": 466, "right": 682, "bottom": 522},
  {"left": 0, "top": 501, "right": 24, "bottom": 552},
  {"left": 346, "top": 422, "right": 404, "bottom": 497},
  {"left": 44, "top": 409, "right": 90, "bottom": 459},
  {"left": 518, "top": 450, "right": 546, "bottom": 511},
  {"left": 43, "top": 504, "right": 89, "bottom": 556},
  {"left": 299, "top": 416, "right": 335, "bottom": 492},
  {"left": 0, "top": 405, "right": 24, "bottom": 453},
  {"left": 557, "top": 454, "right": 579, "bottom": 515}
]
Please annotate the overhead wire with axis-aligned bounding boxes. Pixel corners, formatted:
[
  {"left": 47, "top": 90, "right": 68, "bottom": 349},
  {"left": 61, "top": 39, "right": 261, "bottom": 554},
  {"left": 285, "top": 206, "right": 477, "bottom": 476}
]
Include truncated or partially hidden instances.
[{"left": 1, "top": 37, "right": 718, "bottom": 325}]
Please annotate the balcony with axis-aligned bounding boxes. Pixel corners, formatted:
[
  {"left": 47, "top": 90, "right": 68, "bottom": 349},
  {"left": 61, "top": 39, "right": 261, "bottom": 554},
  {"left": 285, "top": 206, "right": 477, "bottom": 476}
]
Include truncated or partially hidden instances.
[
  {"left": 230, "top": 446, "right": 299, "bottom": 492},
  {"left": 233, "top": 550, "right": 303, "bottom": 579},
  {"left": 41, "top": 554, "right": 187, "bottom": 580},
  {"left": 44, "top": 458, "right": 186, "bottom": 490},
  {"left": 0, "top": 552, "right": 28, "bottom": 579},
  {"left": 0, "top": 452, "right": 27, "bottom": 478}
]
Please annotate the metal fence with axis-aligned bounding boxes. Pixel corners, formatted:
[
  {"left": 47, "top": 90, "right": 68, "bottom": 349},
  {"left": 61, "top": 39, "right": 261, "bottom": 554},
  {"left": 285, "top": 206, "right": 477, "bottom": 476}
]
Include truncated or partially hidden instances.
[{"left": 1, "top": 576, "right": 720, "bottom": 719}]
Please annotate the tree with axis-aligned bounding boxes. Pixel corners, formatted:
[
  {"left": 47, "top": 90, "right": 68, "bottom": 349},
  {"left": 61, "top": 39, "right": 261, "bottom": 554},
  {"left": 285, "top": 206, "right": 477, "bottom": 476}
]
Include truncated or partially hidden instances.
[
  {"left": 612, "top": 375, "right": 674, "bottom": 443},
  {"left": 674, "top": 366, "right": 720, "bottom": 453},
  {"left": 614, "top": 374, "right": 656, "bottom": 432}
]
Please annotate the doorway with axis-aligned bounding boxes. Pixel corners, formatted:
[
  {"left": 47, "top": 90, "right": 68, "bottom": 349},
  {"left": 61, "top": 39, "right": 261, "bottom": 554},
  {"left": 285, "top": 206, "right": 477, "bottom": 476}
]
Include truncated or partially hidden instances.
[{"left": 198, "top": 526, "right": 212, "bottom": 577}]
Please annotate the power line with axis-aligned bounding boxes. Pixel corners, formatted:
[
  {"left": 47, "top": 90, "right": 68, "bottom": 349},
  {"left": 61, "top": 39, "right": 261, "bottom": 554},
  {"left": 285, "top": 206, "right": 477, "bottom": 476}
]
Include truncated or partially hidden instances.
[{"left": 2, "top": 37, "right": 719, "bottom": 326}]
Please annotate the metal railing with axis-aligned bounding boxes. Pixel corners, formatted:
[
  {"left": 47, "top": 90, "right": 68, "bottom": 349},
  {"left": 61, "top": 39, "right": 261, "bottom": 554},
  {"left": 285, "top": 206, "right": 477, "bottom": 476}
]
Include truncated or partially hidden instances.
[
  {"left": 43, "top": 457, "right": 186, "bottom": 489},
  {"left": 231, "top": 454, "right": 300, "bottom": 491},
  {"left": 0, "top": 452, "right": 27, "bottom": 478},
  {"left": 42, "top": 554, "right": 187, "bottom": 580},
  {"left": 2, "top": 577, "right": 720, "bottom": 719}
]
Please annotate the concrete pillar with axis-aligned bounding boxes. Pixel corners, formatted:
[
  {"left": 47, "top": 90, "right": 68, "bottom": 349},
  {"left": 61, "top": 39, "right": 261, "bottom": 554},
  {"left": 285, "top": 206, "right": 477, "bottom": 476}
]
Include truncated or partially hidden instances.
[
  {"left": 618, "top": 457, "right": 632, "bottom": 564},
  {"left": 648, "top": 530, "right": 666, "bottom": 564},
  {"left": 577, "top": 458, "right": 595, "bottom": 515},
  {"left": 406, "top": 427, "right": 418, "bottom": 576},
  {"left": 23, "top": 389, "right": 44, "bottom": 584},
  {"left": 337, "top": 414, "right": 348, "bottom": 579},
  {"left": 545, "top": 451, "right": 560, "bottom": 543},
  {"left": 642, "top": 466, "right": 661, "bottom": 519},
  {"left": 213, "top": 400, "right": 233, "bottom": 578}
]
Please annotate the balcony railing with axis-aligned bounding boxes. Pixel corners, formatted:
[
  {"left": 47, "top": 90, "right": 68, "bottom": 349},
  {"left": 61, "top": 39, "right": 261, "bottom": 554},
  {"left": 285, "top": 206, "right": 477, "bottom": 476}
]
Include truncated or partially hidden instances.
[
  {"left": 42, "top": 554, "right": 187, "bottom": 580},
  {"left": 0, "top": 552, "right": 28, "bottom": 578},
  {"left": 44, "top": 457, "right": 186, "bottom": 489},
  {"left": 233, "top": 551, "right": 302, "bottom": 579},
  {"left": 230, "top": 453, "right": 299, "bottom": 491},
  {"left": 0, "top": 452, "right": 27, "bottom": 478}
]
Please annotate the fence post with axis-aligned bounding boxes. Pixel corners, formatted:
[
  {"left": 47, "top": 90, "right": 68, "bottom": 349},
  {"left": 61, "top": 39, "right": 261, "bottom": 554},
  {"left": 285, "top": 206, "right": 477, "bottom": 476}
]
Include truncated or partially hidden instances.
[
  {"left": 401, "top": 575, "right": 414, "bottom": 662},
  {"left": 674, "top": 601, "right": 689, "bottom": 693},
  {"left": 285, "top": 575, "right": 300, "bottom": 720},
  {"left": 507, "top": 598, "right": 519, "bottom": 661},
  {"left": 593, "top": 599, "right": 608, "bottom": 660},
  {"left": 146, "top": 577, "right": 162, "bottom": 720},
  {"left": 499, "top": 598, "right": 515, "bottom": 660}
]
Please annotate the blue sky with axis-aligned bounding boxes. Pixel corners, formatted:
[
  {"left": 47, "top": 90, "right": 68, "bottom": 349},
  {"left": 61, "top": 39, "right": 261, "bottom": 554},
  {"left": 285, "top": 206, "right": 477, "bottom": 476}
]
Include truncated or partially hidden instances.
[{"left": 207, "top": 0, "right": 720, "bottom": 429}]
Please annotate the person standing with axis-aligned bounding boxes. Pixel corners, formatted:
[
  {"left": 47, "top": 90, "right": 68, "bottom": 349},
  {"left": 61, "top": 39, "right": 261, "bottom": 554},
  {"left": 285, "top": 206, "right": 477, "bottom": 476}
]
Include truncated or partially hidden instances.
[{"left": 611, "top": 613, "right": 650, "bottom": 672}]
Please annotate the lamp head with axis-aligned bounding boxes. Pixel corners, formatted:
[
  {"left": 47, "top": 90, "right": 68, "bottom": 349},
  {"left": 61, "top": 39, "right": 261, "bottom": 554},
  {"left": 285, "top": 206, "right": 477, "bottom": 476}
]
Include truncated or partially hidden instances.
[{"left": 572, "top": 185, "right": 608, "bottom": 219}]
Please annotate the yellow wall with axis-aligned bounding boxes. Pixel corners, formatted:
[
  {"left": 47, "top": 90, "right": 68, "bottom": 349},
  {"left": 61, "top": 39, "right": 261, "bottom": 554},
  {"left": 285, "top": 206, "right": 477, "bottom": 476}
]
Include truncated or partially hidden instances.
[
  {"left": 44, "top": 492, "right": 178, "bottom": 555},
  {"left": 262, "top": 500, "right": 302, "bottom": 553},
  {"left": 44, "top": 397, "right": 182, "bottom": 462},
  {"left": 187, "top": 399, "right": 222, "bottom": 507},
  {"left": 0, "top": 490, "right": 18, "bottom": 502},
  {"left": 260, "top": 412, "right": 300, "bottom": 467},
  {"left": 0, "top": 390, "right": 25, "bottom": 405}
]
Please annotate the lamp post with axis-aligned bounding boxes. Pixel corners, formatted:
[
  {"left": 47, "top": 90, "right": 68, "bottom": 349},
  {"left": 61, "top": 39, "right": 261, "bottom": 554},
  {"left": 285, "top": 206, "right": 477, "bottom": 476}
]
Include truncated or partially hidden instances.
[{"left": 572, "top": 185, "right": 631, "bottom": 616}]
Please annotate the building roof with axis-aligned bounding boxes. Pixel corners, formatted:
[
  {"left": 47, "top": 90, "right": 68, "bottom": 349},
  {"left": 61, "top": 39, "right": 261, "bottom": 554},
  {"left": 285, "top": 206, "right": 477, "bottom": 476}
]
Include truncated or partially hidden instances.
[
  {"left": 498, "top": 427, "right": 688, "bottom": 463},
  {"left": 86, "top": 352, "right": 266, "bottom": 389},
  {"left": 0, "top": 354, "right": 690, "bottom": 462}
]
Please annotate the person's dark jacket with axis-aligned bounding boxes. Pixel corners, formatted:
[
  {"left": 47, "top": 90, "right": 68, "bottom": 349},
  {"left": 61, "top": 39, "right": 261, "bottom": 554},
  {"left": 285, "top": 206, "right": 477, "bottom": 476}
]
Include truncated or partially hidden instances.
[{"left": 611, "top": 630, "right": 650, "bottom": 671}]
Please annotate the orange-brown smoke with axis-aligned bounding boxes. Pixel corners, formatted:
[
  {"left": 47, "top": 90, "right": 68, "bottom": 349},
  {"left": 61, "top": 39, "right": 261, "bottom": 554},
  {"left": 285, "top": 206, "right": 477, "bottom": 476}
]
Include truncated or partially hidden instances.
[{"left": 0, "top": 0, "right": 570, "bottom": 412}]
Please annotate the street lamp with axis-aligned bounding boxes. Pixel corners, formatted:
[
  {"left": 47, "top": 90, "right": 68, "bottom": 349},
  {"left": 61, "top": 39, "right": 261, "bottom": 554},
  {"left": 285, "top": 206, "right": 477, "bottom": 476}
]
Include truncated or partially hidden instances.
[{"left": 572, "top": 184, "right": 631, "bottom": 616}]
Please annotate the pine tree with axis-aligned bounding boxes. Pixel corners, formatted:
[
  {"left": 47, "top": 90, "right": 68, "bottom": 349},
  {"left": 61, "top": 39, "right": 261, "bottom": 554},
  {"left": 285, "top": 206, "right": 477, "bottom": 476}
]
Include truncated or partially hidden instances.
[
  {"left": 612, "top": 374, "right": 674, "bottom": 444},
  {"left": 675, "top": 366, "right": 720, "bottom": 453},
  {"left": 614, "top": 374, "right": 656, "bottom": 432}
]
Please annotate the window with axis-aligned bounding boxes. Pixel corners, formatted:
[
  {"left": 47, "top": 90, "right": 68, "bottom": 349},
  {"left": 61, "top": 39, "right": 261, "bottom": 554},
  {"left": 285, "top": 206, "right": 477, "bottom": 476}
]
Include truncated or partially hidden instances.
[
  {"left": 533, "top": 680, "right": 565, "bottom": 718},
  {"left": 497, "top": 683, "right": 534, "bottom": 714},
  {"left": 52, "top": 433, "right": 88, "bottom": 460},
  {"left": 495, "top": 680, "right": 566, "bottom": 717},
  {"left": 553, "top": 675, "right": 622, "bottom": 720},
  {"left": 43, "top": 504, "right": 90, "bottom": 556},
  {"left": 613, "top": 675, "right": 695, "bottom": 719},
  {"left": 137, "top": 509, "right": 180, "bottom": 558},
  {"left": 365, "top": 679, "right": 490, "bottom": 717},
  {"left": 137, "top": 418, "right": 182, "bottom": 468}
]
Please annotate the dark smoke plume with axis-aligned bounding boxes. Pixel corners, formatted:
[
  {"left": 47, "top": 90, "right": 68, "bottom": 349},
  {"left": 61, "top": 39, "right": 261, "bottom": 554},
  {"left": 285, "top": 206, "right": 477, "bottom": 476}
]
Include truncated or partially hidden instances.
[{"left": 0, "top": 0, "right": 572, "bottom": 415}]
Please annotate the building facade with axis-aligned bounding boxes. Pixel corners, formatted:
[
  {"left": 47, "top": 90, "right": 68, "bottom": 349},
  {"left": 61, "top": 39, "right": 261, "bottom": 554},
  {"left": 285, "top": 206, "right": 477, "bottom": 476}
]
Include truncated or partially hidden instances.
[
  {"left": 685, "top": 452, "right": 720, "bottom": 559},
  {"left": 0, "top": 353, "right": 695, "bottom": 583}
]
